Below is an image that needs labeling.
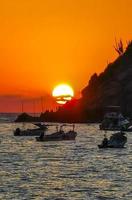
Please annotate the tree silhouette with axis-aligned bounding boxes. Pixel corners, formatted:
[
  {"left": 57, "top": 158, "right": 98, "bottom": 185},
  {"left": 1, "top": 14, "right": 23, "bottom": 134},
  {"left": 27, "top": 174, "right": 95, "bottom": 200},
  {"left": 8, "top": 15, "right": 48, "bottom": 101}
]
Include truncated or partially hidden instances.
[
  {"left": 114, "top": 39, "right": 124, "bottom": 55},
  {"left": 126, "top": 40, "right": 132, "bottom": 51}
]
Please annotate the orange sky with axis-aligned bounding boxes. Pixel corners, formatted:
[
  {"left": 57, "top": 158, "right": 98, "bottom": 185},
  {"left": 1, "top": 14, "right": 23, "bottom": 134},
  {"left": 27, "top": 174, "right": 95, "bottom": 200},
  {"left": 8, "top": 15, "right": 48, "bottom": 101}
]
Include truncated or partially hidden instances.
[{"left": 0, "top": 0, "right": 132, "bottom": 112}]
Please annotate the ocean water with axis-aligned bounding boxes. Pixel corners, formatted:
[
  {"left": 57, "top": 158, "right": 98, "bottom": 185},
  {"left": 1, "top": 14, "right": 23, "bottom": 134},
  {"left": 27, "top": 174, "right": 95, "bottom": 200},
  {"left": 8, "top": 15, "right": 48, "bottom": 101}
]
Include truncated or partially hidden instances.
[{"left": 0, "top": 115, "right": 132, "bottom": 200}]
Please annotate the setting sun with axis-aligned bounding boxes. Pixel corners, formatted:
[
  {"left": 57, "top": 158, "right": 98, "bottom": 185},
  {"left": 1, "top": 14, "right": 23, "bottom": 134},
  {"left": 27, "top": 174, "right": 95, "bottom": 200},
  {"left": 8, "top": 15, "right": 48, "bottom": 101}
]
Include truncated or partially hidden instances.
[{"left": 52, "top": 84, "right": 74, "bottom": 104}]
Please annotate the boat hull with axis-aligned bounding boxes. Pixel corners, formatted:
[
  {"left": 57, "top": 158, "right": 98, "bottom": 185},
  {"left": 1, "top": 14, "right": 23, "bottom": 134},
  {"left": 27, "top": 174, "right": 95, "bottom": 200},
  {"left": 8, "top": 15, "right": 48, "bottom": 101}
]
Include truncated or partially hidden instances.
[
  {"left": 14, "top": 129, "right": 43, "bottom": 136},
  {"left": 98, "top": 144, "right": 125, "bottom": 148},
  {"left": 98, "top": 142, "right": 126, "bottom": 149},
  {"left": 36, "top": 131, "right": 77, "bottom": 142}
]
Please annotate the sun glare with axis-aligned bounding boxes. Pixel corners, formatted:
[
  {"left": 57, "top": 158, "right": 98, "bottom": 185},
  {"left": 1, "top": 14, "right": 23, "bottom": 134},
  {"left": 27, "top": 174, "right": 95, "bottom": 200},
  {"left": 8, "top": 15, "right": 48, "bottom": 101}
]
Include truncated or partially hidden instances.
[{"left": 52, "top": 84, "right": 74, "bottom": 104}]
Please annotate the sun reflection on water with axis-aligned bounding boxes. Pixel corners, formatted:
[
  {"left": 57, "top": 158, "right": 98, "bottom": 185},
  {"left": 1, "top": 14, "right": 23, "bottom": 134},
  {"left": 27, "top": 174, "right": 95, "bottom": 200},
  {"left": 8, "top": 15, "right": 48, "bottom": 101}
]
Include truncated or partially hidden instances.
[{"left": 0, "top": 123, "right": 131, "bottom": 199}]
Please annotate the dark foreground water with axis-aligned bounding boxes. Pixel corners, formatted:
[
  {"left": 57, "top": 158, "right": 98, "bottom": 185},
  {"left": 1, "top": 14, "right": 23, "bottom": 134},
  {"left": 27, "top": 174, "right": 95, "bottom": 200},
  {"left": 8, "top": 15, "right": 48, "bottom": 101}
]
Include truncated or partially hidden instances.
[{"left": 0, "top": 121, "right": 132, "bottom": 200}]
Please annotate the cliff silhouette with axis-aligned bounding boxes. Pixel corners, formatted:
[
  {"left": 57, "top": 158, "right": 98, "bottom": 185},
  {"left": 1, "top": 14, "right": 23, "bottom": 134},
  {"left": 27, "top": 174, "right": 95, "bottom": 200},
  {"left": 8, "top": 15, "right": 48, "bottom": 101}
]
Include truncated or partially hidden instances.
[{"left": 15, "top": 41, "right": 132, "bottom": 122}]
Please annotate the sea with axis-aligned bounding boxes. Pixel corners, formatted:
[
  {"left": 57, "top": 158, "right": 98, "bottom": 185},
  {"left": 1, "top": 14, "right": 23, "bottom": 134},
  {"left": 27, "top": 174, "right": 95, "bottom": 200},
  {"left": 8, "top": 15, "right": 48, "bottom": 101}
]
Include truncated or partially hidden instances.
[{"left": 0, "top": 113, "right": 131, "bottom": 200}]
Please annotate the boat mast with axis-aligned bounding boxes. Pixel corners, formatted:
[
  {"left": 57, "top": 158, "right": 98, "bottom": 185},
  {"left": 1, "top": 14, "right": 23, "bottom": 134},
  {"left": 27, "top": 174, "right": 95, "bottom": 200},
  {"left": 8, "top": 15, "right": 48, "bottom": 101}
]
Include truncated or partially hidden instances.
[
  {"left": 41, "top": 97, "right": 44, "bottom": 113},
  {"left": 33, "top": 100, "right": 36, "bottom": 117},
  {"left": 21, "top": 100, "right": 24, "bottom": 113}
]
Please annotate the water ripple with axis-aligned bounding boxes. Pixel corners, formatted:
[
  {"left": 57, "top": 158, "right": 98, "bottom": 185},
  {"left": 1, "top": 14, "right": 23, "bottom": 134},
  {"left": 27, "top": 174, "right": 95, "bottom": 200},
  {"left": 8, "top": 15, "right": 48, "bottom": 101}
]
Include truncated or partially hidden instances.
[{"left": 0, "top": 123, "right": 131, "bottom": 199}]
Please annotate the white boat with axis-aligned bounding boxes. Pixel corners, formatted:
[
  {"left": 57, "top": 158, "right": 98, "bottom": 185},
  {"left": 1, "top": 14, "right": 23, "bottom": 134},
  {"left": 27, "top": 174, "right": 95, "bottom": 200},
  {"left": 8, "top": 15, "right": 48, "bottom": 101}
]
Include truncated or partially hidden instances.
[{"left": 99, "top": 106, "right": 130, "bottom": 131}]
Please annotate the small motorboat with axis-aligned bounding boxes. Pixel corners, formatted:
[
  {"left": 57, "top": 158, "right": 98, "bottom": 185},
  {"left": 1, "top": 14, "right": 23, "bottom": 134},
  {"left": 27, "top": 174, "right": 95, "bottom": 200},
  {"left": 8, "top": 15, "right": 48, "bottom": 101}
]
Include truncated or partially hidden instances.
[
  {"left": 36, "top": 124, "right": 77, "bottom": 142},
  {"left": 98, "top": 131, "right": 127, "bottom": 148},
  {"left": 14, "top": 123, "right": 48, "bottom": 136}
]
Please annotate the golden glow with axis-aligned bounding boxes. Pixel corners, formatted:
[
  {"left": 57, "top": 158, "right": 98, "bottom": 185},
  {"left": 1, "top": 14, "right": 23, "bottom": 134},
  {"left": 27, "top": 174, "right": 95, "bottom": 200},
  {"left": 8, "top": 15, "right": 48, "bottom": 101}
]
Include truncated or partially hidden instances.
[{"left": 52, "top": 84, "right": 74, "bottom": 104}]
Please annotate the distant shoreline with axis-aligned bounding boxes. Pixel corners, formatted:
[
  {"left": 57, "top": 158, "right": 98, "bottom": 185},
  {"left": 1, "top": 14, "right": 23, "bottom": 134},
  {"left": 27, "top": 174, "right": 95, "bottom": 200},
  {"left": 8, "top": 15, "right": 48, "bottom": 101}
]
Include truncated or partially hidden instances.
[{"left": 14, "top": 112, "right": 101, "bottom": 123}]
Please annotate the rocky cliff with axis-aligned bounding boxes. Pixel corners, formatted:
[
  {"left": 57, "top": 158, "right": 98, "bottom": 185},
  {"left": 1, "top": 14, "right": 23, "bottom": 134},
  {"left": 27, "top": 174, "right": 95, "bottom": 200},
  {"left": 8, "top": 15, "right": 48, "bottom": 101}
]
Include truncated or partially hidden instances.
[
  {"left": 15, "top": 42, "right": 132, "bottom": 122},
  {"left": 54, "top": 41, "right": 132, "bottom": 122},
  {"left": 81, "top": 41, "right": 132, "bottom": 118}
]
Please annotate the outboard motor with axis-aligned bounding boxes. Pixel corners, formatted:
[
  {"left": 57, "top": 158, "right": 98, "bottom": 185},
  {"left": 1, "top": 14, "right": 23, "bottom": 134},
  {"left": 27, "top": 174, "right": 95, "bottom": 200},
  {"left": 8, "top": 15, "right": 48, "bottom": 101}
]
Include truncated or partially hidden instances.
[{"left": 14, "top": 128, "right": 21, "bottom": 136}]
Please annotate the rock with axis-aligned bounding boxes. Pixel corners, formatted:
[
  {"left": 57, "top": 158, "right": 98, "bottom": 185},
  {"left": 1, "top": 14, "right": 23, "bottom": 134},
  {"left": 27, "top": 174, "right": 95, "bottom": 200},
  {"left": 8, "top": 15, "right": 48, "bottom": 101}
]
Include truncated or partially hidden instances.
[{"left": 15, "top": 41, "right": 132, "bottom": 122}]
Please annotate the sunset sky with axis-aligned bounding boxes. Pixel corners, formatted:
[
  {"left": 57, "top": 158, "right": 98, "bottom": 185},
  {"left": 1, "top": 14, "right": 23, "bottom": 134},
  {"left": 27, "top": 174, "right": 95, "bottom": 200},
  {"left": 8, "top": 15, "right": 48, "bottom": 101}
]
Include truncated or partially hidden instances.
[{"left": 0, "top": 0, "right": 132, "bottom": 112}]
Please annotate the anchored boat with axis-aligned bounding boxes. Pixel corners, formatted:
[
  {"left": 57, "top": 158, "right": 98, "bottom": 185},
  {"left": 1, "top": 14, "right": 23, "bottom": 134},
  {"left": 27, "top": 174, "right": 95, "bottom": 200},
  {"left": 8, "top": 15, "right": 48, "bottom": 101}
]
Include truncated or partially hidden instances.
[
  {"left": 98, "top": 131, "right": 127, "bottom": 148},
  {"left": 99, "top": 106, "right": 130, "bottom": 131},
  {"left": 36, "top": 124, "right": 77, "bottom": 142},
  {"left": 14, "top": 123, "right": 48, "bottom": 136}
]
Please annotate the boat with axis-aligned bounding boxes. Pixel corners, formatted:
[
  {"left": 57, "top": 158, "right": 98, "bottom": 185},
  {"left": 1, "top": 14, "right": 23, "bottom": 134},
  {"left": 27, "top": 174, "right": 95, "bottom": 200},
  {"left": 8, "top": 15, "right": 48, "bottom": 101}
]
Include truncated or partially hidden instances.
[
  {"left": 36, "top": 124, "right": 77, "bottom": 142},
  {"left": 99, "top": 106, "right": 130, "bottom": 131},
  {"left": 126, "top": 125, "right": 132, "bottom": 132},
  {"left": 98, "top": 131, "right": 127, "bottom": 148},
  {"left": 14, "top": 123, "right": 48, "bottom": 136}
]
